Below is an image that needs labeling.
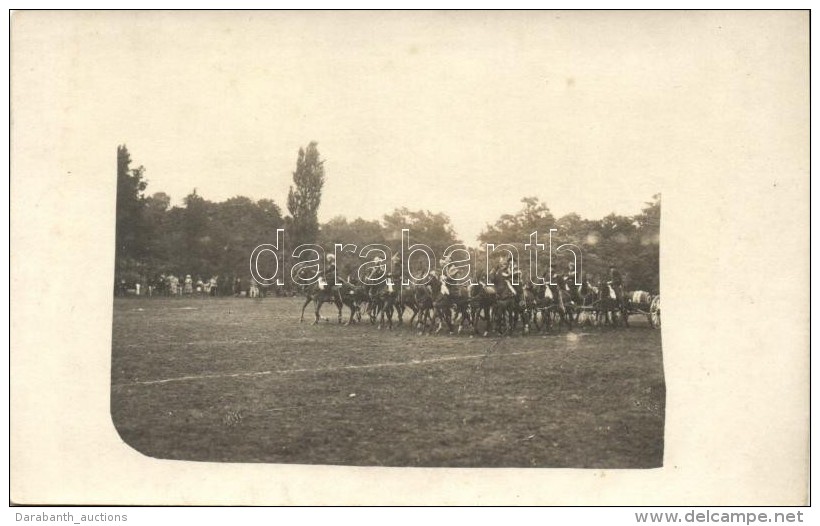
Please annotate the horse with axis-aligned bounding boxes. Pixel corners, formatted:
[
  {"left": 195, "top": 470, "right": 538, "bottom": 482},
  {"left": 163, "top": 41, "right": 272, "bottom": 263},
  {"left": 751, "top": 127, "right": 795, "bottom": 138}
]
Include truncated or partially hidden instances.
[
  {"left": 514, "top": 281, "right": 539, "bottom": 335},
  {"left": 427, "top": 274, "right": 457, "bottom": 334},
  {"left": 297, "top": 270, "right": 343, "bottom": 325},
  {"left": 412, "top": 283, "right": 436, "bottom": 334},
  {"left": 529, "top": 282, "right": 553, "bottom": 332},
  {"left": 337, "top": 279, "right": 368, "bottom": 325},
  {"left": 530, "top": 277, "right": 574, "bottom": 332},
  {"left": 395, "top": 283, "right": 419, "bottom": 326},
  {"left": 369, "top": 278, "right": 398, "bottom": 330},
  {"left": 596, "top": 280, "right": 628, "bottom": 327},
  {"left": 574, "top": 277, "right": 599, "bottom": 326},
  {"left": 468, "top": 281, "right": 495, "bottom": 337},
  {"left": 549, "top": 275, "right": 576, "bottom": 331},
  {"left": 443, "top": 280, "right": 474, "bottom": 334}
]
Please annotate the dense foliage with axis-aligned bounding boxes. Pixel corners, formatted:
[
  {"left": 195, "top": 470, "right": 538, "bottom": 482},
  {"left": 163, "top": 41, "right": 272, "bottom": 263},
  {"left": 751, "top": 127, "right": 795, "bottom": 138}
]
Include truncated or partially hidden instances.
[{"left": 114, "top": 145, "right": 659, "bottom": 294}]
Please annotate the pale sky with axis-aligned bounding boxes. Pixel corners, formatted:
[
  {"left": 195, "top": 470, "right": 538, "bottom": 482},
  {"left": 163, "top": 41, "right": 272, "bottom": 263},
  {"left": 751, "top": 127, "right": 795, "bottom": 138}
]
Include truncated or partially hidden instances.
[
  {"left": 14, "top": 11, "right": 808, "bottom": 243},
  {"left": 9, "top": 12, "right": 812, "bottom": 503}
]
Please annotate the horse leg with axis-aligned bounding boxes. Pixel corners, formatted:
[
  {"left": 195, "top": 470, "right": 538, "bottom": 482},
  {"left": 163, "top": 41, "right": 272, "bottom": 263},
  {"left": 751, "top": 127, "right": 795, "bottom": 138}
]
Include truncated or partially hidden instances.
[
  {"left": 417, "top": 307, "right": 427, "bottom": 334},
  {"left": 300, "top": 296, "right": 312, "bottom": 323},
  {"left": 471, "top": 306, "right": 481, "bottom": 335},
  {"left": 422, "top": 306, "right": 432, "bottom": 334},
  {"left": 434, "top": 306, "right": 448, "bottom": 334},
  {"left": 312, "top": 299, "right": 322, "bottom": 325},
  {"left": 482, "top": 305, "right": 491, "bottom": 337},
  {"left": 457, "top": 305, "right": 468, "bottom": 334},
  {"left": 496, "top": 307, "right": 509, "bottom": 336}
]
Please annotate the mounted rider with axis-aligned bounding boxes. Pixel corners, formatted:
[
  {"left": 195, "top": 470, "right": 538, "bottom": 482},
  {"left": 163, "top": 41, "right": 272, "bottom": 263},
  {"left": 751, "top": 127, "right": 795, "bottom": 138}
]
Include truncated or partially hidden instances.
[
  {"left": 563, "top": 261, "right": 579, "bottom": 300},
  {"left": 318, "top": 253, "right": 337, "bottom": 291},
  {"left": 490, "top": 255, "right": 516, "bottom": 296},
  {"left": 390, "top": 252, "right": 403, "bottom": 281},
  {"left": 439, "top": 254, "right": 457, "bottom": 284},
  {"left": 608, "top": 264, "right": 626, "bottom": 304},
  {"left": 365, "top": 255, "right": 387, "bottom": 298},
  {"left": 565, "top": 262, "right": 577, "bottom": 288}
]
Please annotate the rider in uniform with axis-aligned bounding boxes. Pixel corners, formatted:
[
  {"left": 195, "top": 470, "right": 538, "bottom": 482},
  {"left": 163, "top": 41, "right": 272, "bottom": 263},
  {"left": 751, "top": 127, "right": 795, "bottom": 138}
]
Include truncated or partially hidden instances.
[
  {"left": 439, "top": 254, "right": 456, "bottom": 287},
  {"left": 608, "top": 264, "right": 625, "bottom": 305},
  {"left": 565, "top": 262, "right": 577, "bottom": 287},
  {"left": 564, "top": 262, "right": 579, "bottom": 301},
  {"left": 390, "top": 252, "right": 403, "bottom": 281},
  {"left": 365, "top": 256, "right": 386, "bottom": 298},
  {"left": 319, "top": 254, "right": 337, "bottom": 290},
  {"left": 492, "top": 256, "right": 515, "bottom": 295}
]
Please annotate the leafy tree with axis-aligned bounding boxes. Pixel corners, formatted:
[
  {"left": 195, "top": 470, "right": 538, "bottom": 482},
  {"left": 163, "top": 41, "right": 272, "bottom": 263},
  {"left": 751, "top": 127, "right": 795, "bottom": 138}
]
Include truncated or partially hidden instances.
[
  {"left": 115, "top": 145, "right": 148, "bottom": 280},
  {"left": 178, "top": 189, "right": 213, "bottom": 278},
  {"left": 476, "top": 197, "right": 559, "bottom": 279},
  {"left": 382, "top": 207, "right": 460, "bottom": 255},
  {"left": 629, "top": 194, "right": 661, "bottom": 292},
  {"left": 479, "top": 197, "right": 556, "bottom": 245},
  {"left": 317, "top": 216, "right": 389, "bottom": 278},
  {"left": 142, "top": 192, "right": 172, "bottom": 272},
  {"left": 477, "top": 195, "right": 660, "bottom": 291},
  {"left": 318, "top": 216, "right": 387, "bottom": 249},
  {"left": 213, "top": 196, "right": 284, "bottom": 280},
  {"left": 286, "top": 142, "right": 325, "bottom": 248}
]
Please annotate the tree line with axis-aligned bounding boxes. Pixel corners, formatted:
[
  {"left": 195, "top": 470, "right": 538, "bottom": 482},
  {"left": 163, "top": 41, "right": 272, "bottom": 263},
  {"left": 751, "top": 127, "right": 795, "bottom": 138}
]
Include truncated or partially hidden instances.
[{"left": 115, "top": 143, "right": 660, "bottom": 294}]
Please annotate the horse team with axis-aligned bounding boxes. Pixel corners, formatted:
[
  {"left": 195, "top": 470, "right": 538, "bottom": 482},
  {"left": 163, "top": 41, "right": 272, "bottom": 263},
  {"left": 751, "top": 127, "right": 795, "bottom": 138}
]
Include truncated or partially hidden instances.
[{"left": 298, "top": 270, "right": 657, "bottom": 336}]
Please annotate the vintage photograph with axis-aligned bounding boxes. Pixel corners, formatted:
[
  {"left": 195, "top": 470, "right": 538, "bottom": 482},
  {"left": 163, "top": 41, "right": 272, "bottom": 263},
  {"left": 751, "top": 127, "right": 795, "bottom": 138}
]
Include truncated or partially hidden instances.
[
  {"left": 11, "top": 10, "right": 809, "bottom": 505},
  {"left": 108, "top": 11, "right": 663, "bottom": 468}
]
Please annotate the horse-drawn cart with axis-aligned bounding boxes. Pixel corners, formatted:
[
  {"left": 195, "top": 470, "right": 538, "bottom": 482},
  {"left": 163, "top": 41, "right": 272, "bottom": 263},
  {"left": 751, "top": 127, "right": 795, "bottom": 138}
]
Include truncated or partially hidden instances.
[{"left": 625, "top": 291, "right": 660, "bottom": 328}]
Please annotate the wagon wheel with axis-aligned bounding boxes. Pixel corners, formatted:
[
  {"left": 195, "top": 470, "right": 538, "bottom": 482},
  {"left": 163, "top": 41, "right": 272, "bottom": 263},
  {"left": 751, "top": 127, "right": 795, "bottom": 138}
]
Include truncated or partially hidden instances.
[{"left": 649, "top": 296, "right": 661, "bottom": 328}]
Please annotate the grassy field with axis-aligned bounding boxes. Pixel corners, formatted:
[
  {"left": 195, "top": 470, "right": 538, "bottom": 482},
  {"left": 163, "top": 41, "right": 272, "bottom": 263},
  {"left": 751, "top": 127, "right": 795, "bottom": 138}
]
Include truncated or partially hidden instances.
[{"left": 111, "top": 296, "right": 665, "bottom": 468}]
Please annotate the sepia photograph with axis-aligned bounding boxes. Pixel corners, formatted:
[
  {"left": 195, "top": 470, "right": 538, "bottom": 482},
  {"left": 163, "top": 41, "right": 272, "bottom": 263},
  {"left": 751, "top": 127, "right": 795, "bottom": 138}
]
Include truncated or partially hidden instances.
[
  {"left": 104, "top": 11, "right": 663, "bottom": 468},
  {"left": 10, "top": 9, "right": 809, "bottom": 505}
]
